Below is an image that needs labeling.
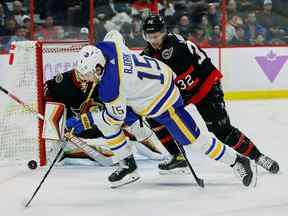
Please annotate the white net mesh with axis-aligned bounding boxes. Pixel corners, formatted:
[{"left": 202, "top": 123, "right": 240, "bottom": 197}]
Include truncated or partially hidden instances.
[{"left": 0, "top": 41, "right": 87, "bottom": 166}]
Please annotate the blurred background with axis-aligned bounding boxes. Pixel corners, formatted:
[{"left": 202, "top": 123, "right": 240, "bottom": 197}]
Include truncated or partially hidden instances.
[{"left": 1, "top": 0, "right": 288, "bottom": 54}]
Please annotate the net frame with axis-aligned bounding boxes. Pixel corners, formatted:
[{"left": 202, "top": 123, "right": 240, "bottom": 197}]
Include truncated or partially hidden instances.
[{"left": 0, "top": 40, "right": 88, "bottom": 166}]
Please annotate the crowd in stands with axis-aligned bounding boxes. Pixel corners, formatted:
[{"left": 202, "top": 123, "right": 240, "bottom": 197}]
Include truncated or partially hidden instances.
[{"left": 1, "top": 0, "right": 288, "bottom": 54}]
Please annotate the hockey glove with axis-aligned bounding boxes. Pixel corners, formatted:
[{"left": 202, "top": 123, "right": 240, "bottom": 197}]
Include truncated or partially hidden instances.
[{"left": 66, "top": 112, "right": 95, "bottom": 135}]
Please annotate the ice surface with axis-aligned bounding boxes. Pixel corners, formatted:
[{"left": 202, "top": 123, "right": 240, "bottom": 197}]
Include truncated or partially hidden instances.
[{"left": 0, "top": 100, "right": 287, "bottom": 216}]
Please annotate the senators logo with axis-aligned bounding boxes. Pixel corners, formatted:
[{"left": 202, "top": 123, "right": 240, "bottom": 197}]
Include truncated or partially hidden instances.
[{"left": 162, "top": 47, "right": 173, "bottom": 60}]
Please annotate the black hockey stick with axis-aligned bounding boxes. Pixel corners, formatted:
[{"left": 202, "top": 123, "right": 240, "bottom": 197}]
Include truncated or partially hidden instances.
[
  {"left": 143, "top": 120, "right": 204, "bottom": 188},
  {"left": 0, "top": 85, "right": 113, "bottom": 206},
  {"left": 177, "top": 144, "right": 205, "bottom": 188},
  {"left": 24, "top": 142, "right": 66, "bottom": 208}
]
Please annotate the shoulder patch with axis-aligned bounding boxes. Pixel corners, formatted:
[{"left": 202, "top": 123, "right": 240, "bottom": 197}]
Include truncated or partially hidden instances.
[
  {"left": 55, "top": 73, "right": 63, "bottom": 83},
  {"left": 162, "top": 47, "right": 173, "bottom": 60}
]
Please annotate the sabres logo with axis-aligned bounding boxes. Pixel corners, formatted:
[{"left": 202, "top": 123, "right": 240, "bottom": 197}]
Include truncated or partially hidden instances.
[{"left": 162, "top": 47, "right": 173, "bottom": 60}]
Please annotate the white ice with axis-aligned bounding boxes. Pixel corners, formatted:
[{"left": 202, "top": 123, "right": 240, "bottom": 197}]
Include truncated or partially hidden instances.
[{"left": 0, "top": 100, "right": 287, "bottom": 216}]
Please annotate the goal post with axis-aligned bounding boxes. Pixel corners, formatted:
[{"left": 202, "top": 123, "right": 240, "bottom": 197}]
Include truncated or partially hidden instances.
[{"left": 0, "top": 40, "right": 88, "bottom": 166}]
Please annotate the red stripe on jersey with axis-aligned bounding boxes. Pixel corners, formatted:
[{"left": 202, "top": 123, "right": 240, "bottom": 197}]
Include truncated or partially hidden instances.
[
  {"left": 185, "top": 68, "right": 223, "bottom": 104},
  {"left": 174, "top": 65, "right": 194, "bottom": 82}
]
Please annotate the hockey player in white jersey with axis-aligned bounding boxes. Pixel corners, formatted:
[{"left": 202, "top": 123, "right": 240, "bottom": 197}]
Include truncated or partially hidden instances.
[{"left": 66, "top": 33, "right": 257, "bottom": 188}]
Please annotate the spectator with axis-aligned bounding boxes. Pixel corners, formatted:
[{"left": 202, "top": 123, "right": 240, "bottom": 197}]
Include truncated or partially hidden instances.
[
  {"left": 254, "top": 33, "right": 265, "bottom": 45},
  {"left": 11, "top": 0, "right": 25, "bottom": 25},
  {"left": 209, "top": 25, "right": 222, "bottom": 45},
  {"left": 159, "top": 0, "right": 175, "bottom": 17},
  {"left": 78, "top": 27, "right": 89, "bottom": 40},
  {"left": 230, "top": 26, "right": 249, "bottom": 45},
  {"left": 4, "top": 25, "right": 27, "bottom": 51},
  {"left": 130, "top": 16, "right": 146, "bottom": 47},
  {"left": 188, "top": 26, "right": 210, "bottom": 47},
  {"left": 35, "top": 16, "right": 61, "bottom": 40},
  {"left": 0, "top": 16, "right": 17, "bottom": 36},
  {"left": 198, "top": 15, "right": 213, "bottom": 38},
  {"left": 244, "top": 11, "right": 266, "bottom": 45},
  {"left": 257, "top": 0, "right": 287, "bottom": 41},
  {"left": 177, "top": 14, "right": 193, "bottom": 39},
  {"left": 226, "top": 15, "right": 244, "bottom": 43},
  {"left": 227, "top": 0, "right": 238, "bottom": 19},
  {"left": 21, "top": 15, "right": 31, "bottom": 39},
  {"left": 207, "top": 3, "right": 219, "bottom": 27}
]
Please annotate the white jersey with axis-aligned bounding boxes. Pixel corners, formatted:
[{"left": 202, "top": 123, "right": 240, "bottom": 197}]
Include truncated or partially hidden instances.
[{"left": 96, "top": 41, "right": 181, "bottom": 125}]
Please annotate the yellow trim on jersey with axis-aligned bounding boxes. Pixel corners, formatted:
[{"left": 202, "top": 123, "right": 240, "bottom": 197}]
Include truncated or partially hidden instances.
[
  {"left": 140, "top": 65, "right": 173, "bottom": 116},
  {"left": 106, "top": 132, "right": 127, "bottom": 147},
  {"left": 156, "top": 87, "right": 180, "bottom": 117},
  {"left": 104, "top": 112, "right": 123, "bottom": 125},
  {"left": 168, "top": 107, "right": 197, "bottom": 143},
  {"left": 207, "top": 141, "right": 223, "bottom": 159}
]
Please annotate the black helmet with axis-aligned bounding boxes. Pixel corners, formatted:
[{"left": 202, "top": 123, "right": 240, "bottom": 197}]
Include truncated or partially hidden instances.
[{"left": 143, "top": 15, "right": 165, "bottom": 34}]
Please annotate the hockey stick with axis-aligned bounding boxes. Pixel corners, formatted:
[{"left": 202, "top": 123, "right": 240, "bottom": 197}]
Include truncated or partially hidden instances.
[
  {"left": 143, "top": 120, "right": 204, "bottom": 188},
  {"left": 0, "top": 85, "right": 113, "bottom": 164},
  {"left": 177, "top": 144, "right": 204, "bottom": 188},
  {"left": 24, "top": 141, "right": 66, "bottom": 208}
]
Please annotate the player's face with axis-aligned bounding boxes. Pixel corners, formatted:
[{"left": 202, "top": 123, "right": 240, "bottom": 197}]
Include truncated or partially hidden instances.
[
  {"left": 77, "top": 65, "right": 104, "bottom": 83},
  {"left": 145, "top": 32, "right": 165, "bottom": 49}
]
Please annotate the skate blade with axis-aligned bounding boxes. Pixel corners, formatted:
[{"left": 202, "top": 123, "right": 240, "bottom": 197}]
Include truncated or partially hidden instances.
[
  {"left": 110, "top": 171, "right": 140, "bottom": 189},
  {"left": 159, "top": 167, "right": 191, "bottom": 175},
  {"left": 249, "top": 160, "right": 258, "bottom": 188}
]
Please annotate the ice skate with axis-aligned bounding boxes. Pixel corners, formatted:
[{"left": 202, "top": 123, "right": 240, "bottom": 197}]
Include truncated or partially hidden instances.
[
  {"left": 158, "top": 153, "right": 190, "bottom": 175},
  {"left": 256, "top": 154, "right": 279, "bottom": 174},
  {"left": 232, "top": 155, "right": 257, "bottom": 187},
  {"left": 108, "top": 155, "right": 140, "bottom": 189}
]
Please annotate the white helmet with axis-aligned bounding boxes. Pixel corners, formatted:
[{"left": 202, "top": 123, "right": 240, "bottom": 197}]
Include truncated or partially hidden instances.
[
  {"left": 76, "top": 45, "right": 106, "bottom": 79},
  {"left": 103, "top": 30, "right": 125, "bottom": 44}
]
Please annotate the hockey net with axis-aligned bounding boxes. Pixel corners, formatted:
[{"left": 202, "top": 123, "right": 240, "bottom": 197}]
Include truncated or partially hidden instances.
[{"left": 0, "top": 40, "right": 87, "bottom": 166}]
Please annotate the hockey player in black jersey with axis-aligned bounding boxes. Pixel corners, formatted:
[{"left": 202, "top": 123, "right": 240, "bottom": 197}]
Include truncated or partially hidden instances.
[
  {"left": 141, "top": 14, "right": 279, "bottom": 175},
  {"left": 44, "top": 69, "right": 105, "bottom": 160}
]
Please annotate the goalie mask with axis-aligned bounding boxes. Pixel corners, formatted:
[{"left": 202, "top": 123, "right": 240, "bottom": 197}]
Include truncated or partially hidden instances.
[{"left": 76, "top": 45, "right": 106, "bottom": 82}]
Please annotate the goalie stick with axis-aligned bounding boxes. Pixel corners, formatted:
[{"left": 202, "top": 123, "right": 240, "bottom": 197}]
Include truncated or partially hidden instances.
[{"left": 0, "top": 85, "right": 113, "bottom": 164}]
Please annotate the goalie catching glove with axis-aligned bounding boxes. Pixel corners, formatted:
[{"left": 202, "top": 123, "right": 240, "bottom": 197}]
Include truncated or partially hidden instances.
[{"left": 66, "top": 112, "right": 96, "bottom": 135}]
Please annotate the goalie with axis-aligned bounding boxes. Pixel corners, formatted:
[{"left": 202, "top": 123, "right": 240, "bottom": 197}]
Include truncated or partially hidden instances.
[{"left": 44, "top": 60, "right": 165, "bottom": 165}]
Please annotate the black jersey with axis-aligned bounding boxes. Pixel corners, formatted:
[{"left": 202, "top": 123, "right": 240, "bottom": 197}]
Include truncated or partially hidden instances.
[
  {"left": 44, "top": 69, "right": 103, "bottom": 138},
  {"left": 141, "top": 33, "right": 222, "bottom": 104}
]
